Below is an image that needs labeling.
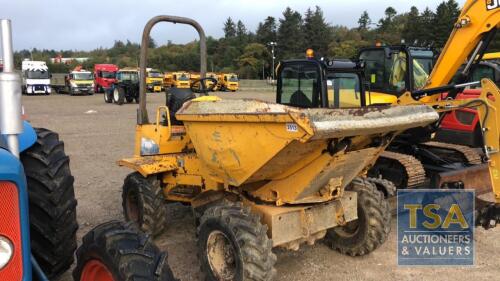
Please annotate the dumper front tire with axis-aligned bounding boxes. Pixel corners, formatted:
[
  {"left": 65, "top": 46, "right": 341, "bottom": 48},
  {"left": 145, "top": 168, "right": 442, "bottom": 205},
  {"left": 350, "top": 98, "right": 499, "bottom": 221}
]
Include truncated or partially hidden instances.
[
  {"left": 197, "top": 201, "right": 277, "bottom": 281},
  {"left": 73, "top": 221, "right": 176, "bottom": 281},
  {"left": 325, "top": 177, "right": 390, "bottom": 256},
  {"left": 20, "top": 128, "right": 78, "bottom": 279},
  {"left": 122, "top": 172, "right": 168, "bottom": 236}
]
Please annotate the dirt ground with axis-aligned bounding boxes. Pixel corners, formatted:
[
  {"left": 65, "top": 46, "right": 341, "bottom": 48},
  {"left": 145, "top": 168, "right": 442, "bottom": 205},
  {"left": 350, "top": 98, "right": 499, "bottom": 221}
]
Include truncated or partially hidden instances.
[{"left": 22, "top": 89, "right": 500, "bottom": 281}]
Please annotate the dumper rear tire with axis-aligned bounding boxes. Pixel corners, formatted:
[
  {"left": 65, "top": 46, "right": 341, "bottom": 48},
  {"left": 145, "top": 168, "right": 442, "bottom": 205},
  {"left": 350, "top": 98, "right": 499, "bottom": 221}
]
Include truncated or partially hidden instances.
[
  {"left": 197, "top": 201, "right": 277, "bottom": 281},
  {"left": 73, "top": 221, "right": 176, "bottom": 281},
  {"left": 122, "top": 172, "right": 168, "bottom": 236},
  {"left": 20, "top": 128, "right": 78, "bottom": 279},
  {"left": 325, "top": 177, "right": 390, "bottom": 256}
]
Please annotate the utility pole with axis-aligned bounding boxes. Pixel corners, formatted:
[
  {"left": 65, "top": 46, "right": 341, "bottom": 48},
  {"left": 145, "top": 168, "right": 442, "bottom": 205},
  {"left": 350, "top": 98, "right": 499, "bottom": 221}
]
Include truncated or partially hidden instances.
[{"left": 267, "top": 42, "right": 277, "bottom": 81}]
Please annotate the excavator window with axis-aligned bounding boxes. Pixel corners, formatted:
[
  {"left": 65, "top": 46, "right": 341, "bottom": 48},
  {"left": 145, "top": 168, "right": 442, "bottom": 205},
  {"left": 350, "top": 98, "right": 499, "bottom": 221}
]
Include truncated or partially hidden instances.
[
  {"left": 277, "top": 61, "right": 321, "bottom": 108},
  {"left": 471, "top": 64, "right": 496, "bottom": 84},
  {"left": 359, "top": 49, "right": 385, "bottom": 88},
  {"left": 327, "top": 73, "right": 362, "bottom": 108},
  {"left": 388, "top": 51, "right": 407, "bottom": 92}
]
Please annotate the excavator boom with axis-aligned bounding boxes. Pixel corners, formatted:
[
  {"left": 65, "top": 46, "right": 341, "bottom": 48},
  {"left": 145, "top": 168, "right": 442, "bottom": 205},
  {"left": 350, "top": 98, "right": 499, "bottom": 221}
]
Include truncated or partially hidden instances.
[{"left": 426, "top": 0, "right": 500, "bottom": 94}]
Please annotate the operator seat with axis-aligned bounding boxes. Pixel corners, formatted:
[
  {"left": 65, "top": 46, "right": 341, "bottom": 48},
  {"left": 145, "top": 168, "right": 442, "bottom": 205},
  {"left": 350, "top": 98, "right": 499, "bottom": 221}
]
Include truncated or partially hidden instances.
[
  {"left": 166, "top": 87, "right": 196, "bottom": 125},
  {"left": 290, "top": 90, "right": 312, "bottom": 108}
]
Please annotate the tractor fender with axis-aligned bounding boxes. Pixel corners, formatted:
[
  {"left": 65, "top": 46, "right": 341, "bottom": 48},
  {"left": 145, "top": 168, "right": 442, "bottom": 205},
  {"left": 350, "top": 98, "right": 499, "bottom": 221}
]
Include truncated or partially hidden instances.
[
  {"left": 0, "top": 121, "right": 37, "bottom": 153},
  {"left": 19, "top": 121, "right": 37, "bottom": 153}
]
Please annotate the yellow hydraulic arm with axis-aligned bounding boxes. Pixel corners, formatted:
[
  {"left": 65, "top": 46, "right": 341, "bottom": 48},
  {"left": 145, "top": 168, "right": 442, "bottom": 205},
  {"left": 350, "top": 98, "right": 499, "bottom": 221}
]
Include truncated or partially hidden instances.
[
  {"left": 424, "top": 0, "right": 500, "bottom": 99},
  {"left": 399, "top": 79, "right": 500, "bottom": 206}
]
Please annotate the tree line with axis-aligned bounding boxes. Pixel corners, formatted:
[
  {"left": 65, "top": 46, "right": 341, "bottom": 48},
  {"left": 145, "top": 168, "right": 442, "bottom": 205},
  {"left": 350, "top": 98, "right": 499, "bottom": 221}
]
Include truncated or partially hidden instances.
[{"left": 15, "top": 0, "right": 496, "bottom": 79}]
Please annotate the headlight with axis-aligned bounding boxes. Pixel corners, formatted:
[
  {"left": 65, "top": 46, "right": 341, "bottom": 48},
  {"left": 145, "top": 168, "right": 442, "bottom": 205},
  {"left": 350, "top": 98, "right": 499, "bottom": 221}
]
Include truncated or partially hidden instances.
[
  {"left": 140, "top": 138, "right": 159, "bottom": 156},
  {"left": 91, "top": 83, "right": 95, "bottom": 88},
  {"left": 0, "top": 235, "right": 14, "bottom": 270},
  {"left": 70, "top": 82, "right": 77, "bottom": 88}
]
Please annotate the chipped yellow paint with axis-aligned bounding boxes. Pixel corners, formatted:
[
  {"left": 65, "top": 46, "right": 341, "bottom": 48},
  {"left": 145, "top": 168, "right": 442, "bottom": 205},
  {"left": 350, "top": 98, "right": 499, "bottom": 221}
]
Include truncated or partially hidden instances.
[{"left": 117, "top": 155, "right": 178, "bottom": 177}]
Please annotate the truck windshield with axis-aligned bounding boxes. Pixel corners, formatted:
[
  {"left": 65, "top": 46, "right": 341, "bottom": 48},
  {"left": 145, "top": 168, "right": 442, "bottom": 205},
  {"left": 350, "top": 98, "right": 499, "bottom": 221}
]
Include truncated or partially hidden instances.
[
  {"left": 148, "top": 71, "right": 163, "bottom": 78},
  {"left": 101, "top": 71, "right": 116, "bottom": 79},
  {"left": 74, "top": 73, "right": 93, "bottom": 80},
  {"left": 178, "top": 74, "right": 189, "bottom": 81},
  {"left": 229, "top": 75, "right": 238, "bottom": 82},
  {"left": 27, "top": 70, "right": 50, "bottom": 79}
]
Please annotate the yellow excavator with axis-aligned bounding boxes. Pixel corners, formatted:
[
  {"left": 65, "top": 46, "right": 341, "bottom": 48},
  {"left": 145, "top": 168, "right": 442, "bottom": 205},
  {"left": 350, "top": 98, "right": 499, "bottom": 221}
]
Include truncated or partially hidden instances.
[
  {"left": 389, "top": 0, "right": 500, "bottom": 226},
  {"left": 276, "top": 0, "right": 500, "bottom": 225},
  {"left": 346, "top": 1, "right": 500, "bottom": 199}
]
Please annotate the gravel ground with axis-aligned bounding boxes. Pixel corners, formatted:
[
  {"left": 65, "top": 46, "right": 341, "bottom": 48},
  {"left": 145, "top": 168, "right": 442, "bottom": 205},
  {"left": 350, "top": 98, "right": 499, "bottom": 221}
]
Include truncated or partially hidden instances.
[{"left": 22, "top": 90, "right": 500, "bottom": 281}]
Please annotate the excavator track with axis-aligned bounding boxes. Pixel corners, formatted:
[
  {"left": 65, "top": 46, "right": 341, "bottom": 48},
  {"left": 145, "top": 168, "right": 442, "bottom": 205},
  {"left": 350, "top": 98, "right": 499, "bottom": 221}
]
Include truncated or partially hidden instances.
[
  {"left": 370, "top": 151, "right": 426, "bottom": 189},
  {"left": 422, "top": 141, "right": 483, "bottom": 165}
]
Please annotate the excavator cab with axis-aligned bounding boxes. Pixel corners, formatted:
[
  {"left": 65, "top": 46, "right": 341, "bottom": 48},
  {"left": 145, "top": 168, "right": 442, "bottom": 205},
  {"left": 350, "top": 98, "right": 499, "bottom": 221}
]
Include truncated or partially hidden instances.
[
  {"left": 358, "top": 45, "right": 435, "bottom": 95},
  {"left": 276, "top": 58, "right": 368, "bottom": 109}
]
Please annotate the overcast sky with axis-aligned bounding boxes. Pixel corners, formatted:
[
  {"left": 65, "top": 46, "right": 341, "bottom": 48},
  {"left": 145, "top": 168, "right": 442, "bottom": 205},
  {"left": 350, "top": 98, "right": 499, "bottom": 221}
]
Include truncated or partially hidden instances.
[{"left": 2, "top": 0, "right": 466, "bottom": 51}]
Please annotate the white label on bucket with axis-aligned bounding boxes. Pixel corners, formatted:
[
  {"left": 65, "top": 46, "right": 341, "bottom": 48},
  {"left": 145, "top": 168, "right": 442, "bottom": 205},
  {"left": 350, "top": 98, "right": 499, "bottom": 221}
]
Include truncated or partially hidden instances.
[{"left": 286, "top": 123, "right": 298, "bottom": 132}]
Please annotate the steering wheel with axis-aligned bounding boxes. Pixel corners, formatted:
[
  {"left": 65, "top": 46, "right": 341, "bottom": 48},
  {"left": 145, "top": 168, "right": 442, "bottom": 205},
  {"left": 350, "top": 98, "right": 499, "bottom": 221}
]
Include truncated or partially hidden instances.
[{"left": 190, "top": 77, "right": 217, "bottom": 95}]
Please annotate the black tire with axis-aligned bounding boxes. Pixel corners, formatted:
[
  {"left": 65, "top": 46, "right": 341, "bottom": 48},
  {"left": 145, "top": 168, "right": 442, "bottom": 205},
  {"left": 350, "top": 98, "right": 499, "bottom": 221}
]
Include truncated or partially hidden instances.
[
  {"left": 73, "top": 221, "right": 176, "bottom": 281},
  {"left": 20, "top": 128, "right": 78, "bottom": 279},
  {"left": 104, "top": 89, "right": 113, "bottom": 103},
  {"left": 113, "top": 87, "right": 125, "bottom": 105},
  {"left": 122, "top": 172, "right": 168, "bottom": 236},
  {"left": 197, "top": 201, "right": 276, "bottom": 281},
  {"left": 325, "top": 177, "right": 390, "bottom": 256},
  {"left": 365, "top": 177, "right": 396, "bottom": 198},
  {"left": 126, "top": 96, "right": 134, "bottom": 103}
]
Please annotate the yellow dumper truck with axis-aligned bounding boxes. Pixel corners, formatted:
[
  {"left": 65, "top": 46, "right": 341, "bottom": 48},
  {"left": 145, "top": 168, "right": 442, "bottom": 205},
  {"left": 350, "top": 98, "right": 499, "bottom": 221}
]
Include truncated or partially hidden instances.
[
  {"left": 217, "top": 72, "right": 239, "bottom": 91},
  {"left": 171, "top": 71, "right": 191, "bottom": 88},
  {"left": 117, "top": 15, "right": 441, "bottom": 280},
  {"left": 145, "top": 68, "right": 164, "bottom": 92}
]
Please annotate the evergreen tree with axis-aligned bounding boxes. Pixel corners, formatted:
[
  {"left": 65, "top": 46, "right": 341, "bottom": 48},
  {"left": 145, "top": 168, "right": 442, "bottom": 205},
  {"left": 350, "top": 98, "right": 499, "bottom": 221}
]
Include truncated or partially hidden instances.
[
  {"left": 378, "top": 7, "right": 397, "bottom": 32},
  {"left": 419, "top": 7, "right": 436, "bottom": 46},
  {"left": 223, "top": 17, "right": 237, "bottom": 38},
  {"left": 303, "top": 6, "right": 332, "bottom": 56},
  {"left": 402, "top": 6, "right": 420, "bottom": 45},
  {"left": 277, "top": 7, "right": 304, "bottom": 59},
  {"left": 236, "top": 20, "right": 247, "bottom": 37},
  {"left": 148, "top": 36, "right": 157, "bottom": 48},
  {"left": 256, "top": 16, "right": 277, "bottom": 45},
  {"left": 432, "top": 0, "right": 460, "bottom": 47},
  {"left": 357, "top": 11, "right": 371, "bottom": 31}
]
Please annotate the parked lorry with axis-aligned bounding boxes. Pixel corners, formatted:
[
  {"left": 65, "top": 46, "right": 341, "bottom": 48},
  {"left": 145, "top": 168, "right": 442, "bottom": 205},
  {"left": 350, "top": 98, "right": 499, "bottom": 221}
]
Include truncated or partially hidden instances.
[
  {"left": 146, "top": 68, "right": 164, "bottom": 92},
  {"left": 93, "top": 64, "right": 118, "bottom": 93},
  {"left": 104, "top": 67, "right": 140, "bottom": 105},
  {"left": 58, "top": 66, "right": 94, "bottom": 95},
  {"left": 21, "top": 60, "right": 51, "bottom": 95},
  {"left": 0, "top": 19, "right": 176, "bottom": 281}
]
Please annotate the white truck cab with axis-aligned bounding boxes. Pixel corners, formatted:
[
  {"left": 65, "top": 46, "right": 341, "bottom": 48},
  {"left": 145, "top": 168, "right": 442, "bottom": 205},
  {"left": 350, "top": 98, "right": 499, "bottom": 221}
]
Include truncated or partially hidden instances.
[{"left": 21, "top": 60, "right": 51, "bottom": 95}]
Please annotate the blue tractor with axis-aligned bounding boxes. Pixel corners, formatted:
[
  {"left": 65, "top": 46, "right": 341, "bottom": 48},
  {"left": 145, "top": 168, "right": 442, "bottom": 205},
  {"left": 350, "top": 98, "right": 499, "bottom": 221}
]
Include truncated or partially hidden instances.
[{"left": 0, "top": 19, "right": 176, "bottom": 281}]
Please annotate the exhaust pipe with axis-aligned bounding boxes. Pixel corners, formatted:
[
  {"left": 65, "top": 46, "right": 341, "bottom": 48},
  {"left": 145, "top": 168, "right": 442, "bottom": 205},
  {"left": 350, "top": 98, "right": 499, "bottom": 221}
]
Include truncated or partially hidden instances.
[{"left": 0, "top": 19, "right": 23, "bottom": 158}]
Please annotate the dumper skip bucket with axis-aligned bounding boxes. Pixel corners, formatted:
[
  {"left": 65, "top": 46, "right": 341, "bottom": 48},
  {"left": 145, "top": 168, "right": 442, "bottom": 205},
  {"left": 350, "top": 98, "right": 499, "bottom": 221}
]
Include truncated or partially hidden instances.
[{"left": 176, "top": 99, "right": 438, "bottom": 187}]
